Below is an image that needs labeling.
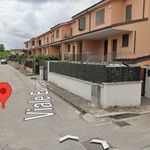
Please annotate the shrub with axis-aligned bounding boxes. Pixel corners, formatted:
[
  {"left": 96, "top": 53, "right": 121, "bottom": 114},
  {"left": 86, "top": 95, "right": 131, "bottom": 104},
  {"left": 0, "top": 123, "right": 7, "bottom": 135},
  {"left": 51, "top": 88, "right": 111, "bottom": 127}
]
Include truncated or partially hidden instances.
[{"left": 35, "top": 55, "right": 60, "bottom": 61}]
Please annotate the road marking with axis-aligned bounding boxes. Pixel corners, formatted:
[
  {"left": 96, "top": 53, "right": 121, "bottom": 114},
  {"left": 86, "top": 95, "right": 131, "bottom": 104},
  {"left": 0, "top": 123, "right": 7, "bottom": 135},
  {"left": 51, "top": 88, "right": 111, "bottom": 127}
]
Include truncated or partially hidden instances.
[
  {"left": 59, "top": 135, "right": 79, "bottom": 143},
  {"left": 26, "top": 108, "right": 53, "bottom": 112},
  {"left": 28, "top": 100, "right": 51, "bottom": 104},
  {"left": 29, "top": 90, "right": 49, "bottom": 96},
  {"left": 24, "top": 112, "right": 55, "bottom": 121},
  {"left": 24, "top": 81, "right": 55, "bottom": 121},
  {"left": 90, "top": 139, "right": 109, "bottom": 150}
]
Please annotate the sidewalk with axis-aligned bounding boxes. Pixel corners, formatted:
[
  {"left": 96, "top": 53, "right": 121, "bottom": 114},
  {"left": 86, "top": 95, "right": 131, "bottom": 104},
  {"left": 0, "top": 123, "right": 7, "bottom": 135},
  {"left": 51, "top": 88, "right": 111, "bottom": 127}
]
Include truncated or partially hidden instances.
[
  {"left": 47, "top": 81, "right": 150, "bottom": 115},
  {"left": 9, "top": 61, "right": 34, "bottom": 76}
]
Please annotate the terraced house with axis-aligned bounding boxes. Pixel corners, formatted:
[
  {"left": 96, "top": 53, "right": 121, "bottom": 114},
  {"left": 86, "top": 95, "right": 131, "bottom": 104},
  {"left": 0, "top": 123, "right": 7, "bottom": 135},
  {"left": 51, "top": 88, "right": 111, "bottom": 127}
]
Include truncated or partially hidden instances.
[{"left": 25, "top": 0, "right": 150, "bottom": 66}]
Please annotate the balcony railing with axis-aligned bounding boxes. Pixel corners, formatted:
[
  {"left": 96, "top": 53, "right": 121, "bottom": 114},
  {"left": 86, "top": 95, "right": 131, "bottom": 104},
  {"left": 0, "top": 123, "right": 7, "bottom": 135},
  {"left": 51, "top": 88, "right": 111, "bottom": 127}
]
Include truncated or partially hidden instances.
[{"left": 64, "top": 52, "right": 132, "bottom": 64}]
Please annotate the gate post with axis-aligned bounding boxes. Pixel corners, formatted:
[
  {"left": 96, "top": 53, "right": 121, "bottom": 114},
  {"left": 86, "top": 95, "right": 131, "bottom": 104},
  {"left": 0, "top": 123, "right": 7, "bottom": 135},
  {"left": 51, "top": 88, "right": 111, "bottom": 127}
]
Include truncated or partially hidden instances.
[
  {"left": 40, "top": 66, "right": 44, "bottom": 80},
  {"left": 91, "top": 84, "right": 100, "bottom": 106}
]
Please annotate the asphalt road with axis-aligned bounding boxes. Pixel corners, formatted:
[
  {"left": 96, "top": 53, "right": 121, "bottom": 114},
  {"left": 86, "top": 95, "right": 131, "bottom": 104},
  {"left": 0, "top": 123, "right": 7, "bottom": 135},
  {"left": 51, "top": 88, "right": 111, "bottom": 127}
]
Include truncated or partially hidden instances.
[{"left": 0, "top": 64, "right": 150, "bottom": 150}]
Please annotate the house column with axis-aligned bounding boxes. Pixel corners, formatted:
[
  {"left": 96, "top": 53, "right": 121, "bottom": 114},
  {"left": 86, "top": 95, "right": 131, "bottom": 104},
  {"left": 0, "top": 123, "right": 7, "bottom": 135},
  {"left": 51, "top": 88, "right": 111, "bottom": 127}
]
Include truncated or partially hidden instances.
[
  {"left": 61, "top": 43, "right": 68, "bottom": 61},
  {"left": 107, "top": 38, "right": 112, "bottom": 62}
]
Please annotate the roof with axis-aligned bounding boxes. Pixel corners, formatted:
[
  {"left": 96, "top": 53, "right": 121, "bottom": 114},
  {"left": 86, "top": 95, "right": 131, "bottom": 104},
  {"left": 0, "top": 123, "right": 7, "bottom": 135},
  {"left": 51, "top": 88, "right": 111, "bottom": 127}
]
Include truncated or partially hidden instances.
[
  {"left": 72, "top": 0, "right": 108, "bottom": 19},
  {"left": 51, "top": 22, "right": 69, "bottom": 30}
]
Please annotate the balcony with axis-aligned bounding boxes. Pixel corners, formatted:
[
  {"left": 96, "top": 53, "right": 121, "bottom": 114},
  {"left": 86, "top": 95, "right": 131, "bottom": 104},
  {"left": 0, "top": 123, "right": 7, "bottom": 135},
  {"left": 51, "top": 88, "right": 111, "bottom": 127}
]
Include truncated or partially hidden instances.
[{"left": 64, "top": 29, "right": 73, "bottom": 39}]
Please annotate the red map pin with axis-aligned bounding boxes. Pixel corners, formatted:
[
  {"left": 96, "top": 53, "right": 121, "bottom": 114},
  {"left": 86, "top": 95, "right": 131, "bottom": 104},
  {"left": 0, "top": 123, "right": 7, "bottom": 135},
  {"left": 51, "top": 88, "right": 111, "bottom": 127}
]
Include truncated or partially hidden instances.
[{"left": 0, "top": 82, "right": 12, "bottom": 109}]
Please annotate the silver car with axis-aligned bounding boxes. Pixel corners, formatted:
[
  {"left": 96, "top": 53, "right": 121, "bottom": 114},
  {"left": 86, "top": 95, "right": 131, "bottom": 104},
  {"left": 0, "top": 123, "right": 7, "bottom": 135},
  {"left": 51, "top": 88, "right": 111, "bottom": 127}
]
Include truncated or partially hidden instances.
[{"left": 1, "top": 59, "right": 8, "bottom": 64}]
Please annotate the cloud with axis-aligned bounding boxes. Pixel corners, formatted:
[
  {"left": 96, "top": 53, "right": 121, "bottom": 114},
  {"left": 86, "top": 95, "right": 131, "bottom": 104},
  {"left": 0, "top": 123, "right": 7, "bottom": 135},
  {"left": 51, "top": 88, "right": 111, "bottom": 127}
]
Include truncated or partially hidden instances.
[{"left": 0, "top": 0, "right": 100, "bottom": 49}]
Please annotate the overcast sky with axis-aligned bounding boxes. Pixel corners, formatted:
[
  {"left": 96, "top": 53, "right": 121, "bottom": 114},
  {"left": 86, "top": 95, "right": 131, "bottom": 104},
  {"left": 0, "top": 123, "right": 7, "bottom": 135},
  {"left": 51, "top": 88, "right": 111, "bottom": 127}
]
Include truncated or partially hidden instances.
[{"left": 0, "top": 0, "right": 101, "bottom": 50}]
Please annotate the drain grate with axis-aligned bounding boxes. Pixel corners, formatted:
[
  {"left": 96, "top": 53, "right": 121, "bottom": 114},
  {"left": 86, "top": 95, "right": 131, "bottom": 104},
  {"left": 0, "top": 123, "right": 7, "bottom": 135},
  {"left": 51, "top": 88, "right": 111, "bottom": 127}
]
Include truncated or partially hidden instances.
[
  {"left": 115, "top": 121, "right": 130, "bottom": 127},
  {"left": 109, "top": 113, "right": 138, "bottom": 120}
]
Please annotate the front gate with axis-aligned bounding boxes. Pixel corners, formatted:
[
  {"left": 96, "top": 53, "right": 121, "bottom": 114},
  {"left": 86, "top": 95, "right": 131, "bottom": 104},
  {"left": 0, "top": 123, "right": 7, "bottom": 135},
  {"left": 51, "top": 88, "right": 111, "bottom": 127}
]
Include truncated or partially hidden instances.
[
  {"left": 39, "top": 60, "right": 48, "bottom": 81},
  {"left": 140, "top": 68, "right": 146, "bottom": 96},
  {"left": 33, "top": 59, "right": 40, "bottom": 75},
  {"left": 43, "top": 66, "right": 48, "bottom": 80}
]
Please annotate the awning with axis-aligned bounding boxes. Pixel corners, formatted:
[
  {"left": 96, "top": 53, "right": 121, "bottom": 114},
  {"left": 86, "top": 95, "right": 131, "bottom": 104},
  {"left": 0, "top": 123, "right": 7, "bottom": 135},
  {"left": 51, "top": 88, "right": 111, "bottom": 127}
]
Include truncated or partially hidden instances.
[
  {"left": 63, "top": 28, "right": 131, "bottom": 43},
  {"left": 74, "top": 28, "right": 131, "bottom": 40}
]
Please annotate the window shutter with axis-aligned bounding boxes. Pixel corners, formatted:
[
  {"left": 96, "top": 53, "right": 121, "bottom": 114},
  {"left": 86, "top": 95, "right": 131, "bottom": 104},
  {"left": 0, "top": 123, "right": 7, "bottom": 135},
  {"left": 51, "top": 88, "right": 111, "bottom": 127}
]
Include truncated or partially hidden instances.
[
  {"left": 78, "top": 17, "right": 86, "bottom": 31},
  {"left": 126, "top": 5, "right": 132, "bottom": 21},
  {"left": 96, "top": 9, "right": 105, "bottom": 25}
]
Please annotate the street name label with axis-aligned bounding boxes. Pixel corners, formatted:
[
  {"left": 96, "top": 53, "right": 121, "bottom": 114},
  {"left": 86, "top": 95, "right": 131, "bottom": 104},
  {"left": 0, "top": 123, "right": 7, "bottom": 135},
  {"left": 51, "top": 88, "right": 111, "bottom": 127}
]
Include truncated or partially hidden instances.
[{"left": 24, "top": 81, "right": 55, "bottom": 121}]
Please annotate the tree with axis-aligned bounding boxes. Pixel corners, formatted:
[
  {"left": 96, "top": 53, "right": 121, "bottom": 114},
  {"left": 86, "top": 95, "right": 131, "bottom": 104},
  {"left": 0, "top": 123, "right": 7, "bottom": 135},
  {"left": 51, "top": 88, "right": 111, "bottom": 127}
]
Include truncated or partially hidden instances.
[{"left": 0, "top": 44, "right": 5, "bottom": 51}]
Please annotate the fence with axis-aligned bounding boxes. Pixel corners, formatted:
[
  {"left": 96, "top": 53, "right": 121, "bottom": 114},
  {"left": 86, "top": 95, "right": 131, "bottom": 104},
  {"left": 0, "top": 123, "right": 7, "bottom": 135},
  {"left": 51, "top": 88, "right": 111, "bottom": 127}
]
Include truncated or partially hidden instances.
[
  {"left": 24, "top": 59, "right": 33, "bottom": 69},
  {"left": 49, "top": 62, "right": 141, "bottom": 83},
  {"left": 64, "top": 52, "right": 132, "bottom": 64}
]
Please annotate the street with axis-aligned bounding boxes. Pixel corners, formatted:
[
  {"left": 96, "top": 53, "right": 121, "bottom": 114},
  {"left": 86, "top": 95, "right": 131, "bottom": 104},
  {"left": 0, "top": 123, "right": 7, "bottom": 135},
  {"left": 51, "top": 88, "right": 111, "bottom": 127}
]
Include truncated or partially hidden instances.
[{"left": 0, "top": 64, "right": 150, "bottom": 150}]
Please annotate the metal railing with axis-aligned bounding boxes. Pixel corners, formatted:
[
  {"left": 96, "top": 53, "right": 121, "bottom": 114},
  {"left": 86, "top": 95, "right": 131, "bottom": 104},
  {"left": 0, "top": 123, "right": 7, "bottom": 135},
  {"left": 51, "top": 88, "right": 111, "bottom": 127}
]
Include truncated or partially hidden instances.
[{"left": 64, "top": 52, "right": 132, "bottom": 64}]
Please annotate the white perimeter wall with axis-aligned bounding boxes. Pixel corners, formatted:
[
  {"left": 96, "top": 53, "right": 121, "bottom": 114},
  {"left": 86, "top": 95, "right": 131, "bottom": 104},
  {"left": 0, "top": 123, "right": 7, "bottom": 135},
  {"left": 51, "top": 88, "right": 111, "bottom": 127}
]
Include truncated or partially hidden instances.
[
  {"left": 48, "top": 72, "right": 142, "bottom": 108},
  {"left": 48, "top": 72, "right": 92, "bottom": 101},
  {"left": 100, "top": 82, "right": 142, "bottom": 108}
]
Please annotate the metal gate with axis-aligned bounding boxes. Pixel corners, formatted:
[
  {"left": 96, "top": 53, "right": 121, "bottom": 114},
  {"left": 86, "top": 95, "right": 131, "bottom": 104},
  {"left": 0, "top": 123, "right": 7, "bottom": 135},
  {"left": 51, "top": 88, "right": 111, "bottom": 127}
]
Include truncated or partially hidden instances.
[
  {"left": 43, "top": 66, "right": 48, "bottom": 80},
  {"left": 39, "top": 60, "right": 48, "bottom": 81},
  {"left": 140, "top": 68, "right": 146, "bottom": 96},
  {"left": 33, "top": 59, "right": 40, "bottom": 75}
]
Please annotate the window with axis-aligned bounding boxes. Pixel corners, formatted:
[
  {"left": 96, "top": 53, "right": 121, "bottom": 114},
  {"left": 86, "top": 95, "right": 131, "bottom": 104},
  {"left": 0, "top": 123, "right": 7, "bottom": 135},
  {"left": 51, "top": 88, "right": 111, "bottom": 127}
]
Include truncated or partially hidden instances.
[
  {"left": 51, "top": 34, "right": 54, "bottom": 42},
  {"left": 126, "top": 4, "right": 132, "bottom": 21},
  {"left": 68, "top": 45, "right": 71, "bottom": 52},
  {"left": 96, "top": 9, "right": 105, "bottom": 25},
  {"left": 32, "top": 41, "right": 35, "bottom": 46},
  {"left": 70, "top": 28, "right": 73, "bottom": 37},
  {"left": 26, "top": 43, "right": 28, "bottom": 48},
  {"left": 122, "top": 34, "right": 129, "bottom": 47},
  {"left": 39, "top": 40, "right": 41, "bottom": 45},
  {"left": 29, "top": 51, "right": 31, "bottom": 55},
  {"left": 78, "top": 17, "right": 86, "bottom": 31},
  {"left": 47, "top": 37, "right": 49, "bottom": 44},
  {"left": 56, "top": 29, "right": 59, "bottom": 38}
]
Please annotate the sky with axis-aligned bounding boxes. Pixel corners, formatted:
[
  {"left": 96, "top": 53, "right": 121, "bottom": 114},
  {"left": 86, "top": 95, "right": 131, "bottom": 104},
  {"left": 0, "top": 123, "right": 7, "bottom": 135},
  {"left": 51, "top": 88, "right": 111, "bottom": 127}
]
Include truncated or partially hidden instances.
[{"left": 0, "top": 0, "right": 101, "bottom": 50}]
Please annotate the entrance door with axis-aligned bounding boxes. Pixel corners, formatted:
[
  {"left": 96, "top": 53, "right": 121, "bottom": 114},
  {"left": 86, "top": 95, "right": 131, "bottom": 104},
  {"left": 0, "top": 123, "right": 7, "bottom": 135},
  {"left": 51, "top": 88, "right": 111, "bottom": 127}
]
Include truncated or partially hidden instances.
[
  {"left": 141, "top": 68, "right": 146, "bottom": 96},
  {"left": 73, "top": 46, "right": 76, "bottom": 61},
  {"left": 104, "top": 40, "right": 108, "bottom": 61},
  {"left": 112, "top": 40, "right": 117, "bottom": 60}
]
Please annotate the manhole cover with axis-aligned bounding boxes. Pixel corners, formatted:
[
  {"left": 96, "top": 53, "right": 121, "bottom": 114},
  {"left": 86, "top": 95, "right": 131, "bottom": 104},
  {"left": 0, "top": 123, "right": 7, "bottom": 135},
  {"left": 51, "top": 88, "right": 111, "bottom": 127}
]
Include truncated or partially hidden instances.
[
  {"left": 110, "top": 113, "right": 138, "bottom": 120},
  {"left": 115, "top": 121, "right": 130, "bottom": 127}
]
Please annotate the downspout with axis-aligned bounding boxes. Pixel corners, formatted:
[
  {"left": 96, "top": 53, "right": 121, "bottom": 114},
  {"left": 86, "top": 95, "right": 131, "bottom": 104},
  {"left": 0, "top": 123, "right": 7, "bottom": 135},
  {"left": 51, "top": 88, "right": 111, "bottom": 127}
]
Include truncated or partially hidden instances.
[
  {"left": 133, "top": 31, "right": 136, "bottom": 54},
  {"left": 143, "top": 0, "right": 146, "bottom": 19}
]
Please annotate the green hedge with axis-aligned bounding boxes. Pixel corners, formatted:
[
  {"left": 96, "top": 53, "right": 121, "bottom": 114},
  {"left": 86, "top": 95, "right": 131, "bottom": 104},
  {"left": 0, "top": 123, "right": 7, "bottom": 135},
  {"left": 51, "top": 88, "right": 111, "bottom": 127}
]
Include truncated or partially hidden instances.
[
  {"left": 35, "top": 55, "right": 60, "bottom": 61},
  {"left": 0, "top": 51, "right": 10, "bottom": 59}
]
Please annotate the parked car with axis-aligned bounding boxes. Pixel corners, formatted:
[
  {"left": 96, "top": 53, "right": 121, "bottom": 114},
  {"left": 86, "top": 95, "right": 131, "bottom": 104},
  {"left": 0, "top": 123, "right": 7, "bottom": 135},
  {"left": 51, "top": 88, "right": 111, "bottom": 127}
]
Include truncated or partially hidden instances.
[{"left": 0, "top": 59, "right": 8, "bottom": 64}]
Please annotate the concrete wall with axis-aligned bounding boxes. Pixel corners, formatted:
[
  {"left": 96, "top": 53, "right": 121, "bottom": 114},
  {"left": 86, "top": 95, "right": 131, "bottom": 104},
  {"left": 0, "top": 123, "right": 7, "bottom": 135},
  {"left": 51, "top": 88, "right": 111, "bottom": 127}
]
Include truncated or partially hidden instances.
[
  {"left": 100, "top": 81, "right": 142, "bottom": 108},
  {"left": 48, "top": 71, "right": 142, "bottom": 108},
  {"left": 48, "top": 72, "right": 92, "bottom": 101}
]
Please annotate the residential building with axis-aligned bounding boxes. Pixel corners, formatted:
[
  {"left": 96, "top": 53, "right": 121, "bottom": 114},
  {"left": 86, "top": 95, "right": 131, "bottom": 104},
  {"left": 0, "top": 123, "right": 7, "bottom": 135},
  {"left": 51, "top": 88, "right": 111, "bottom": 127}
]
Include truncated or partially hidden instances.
[{"left": 25, "top": 0, "right": 150, "bottom": 66}]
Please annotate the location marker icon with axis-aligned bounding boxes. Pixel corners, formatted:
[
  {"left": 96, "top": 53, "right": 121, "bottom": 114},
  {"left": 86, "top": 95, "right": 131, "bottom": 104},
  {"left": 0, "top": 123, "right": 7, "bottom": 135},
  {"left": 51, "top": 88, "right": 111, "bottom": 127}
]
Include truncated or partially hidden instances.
[{"left": 0, "top": 82, "right": 12, "bottom": 109}]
